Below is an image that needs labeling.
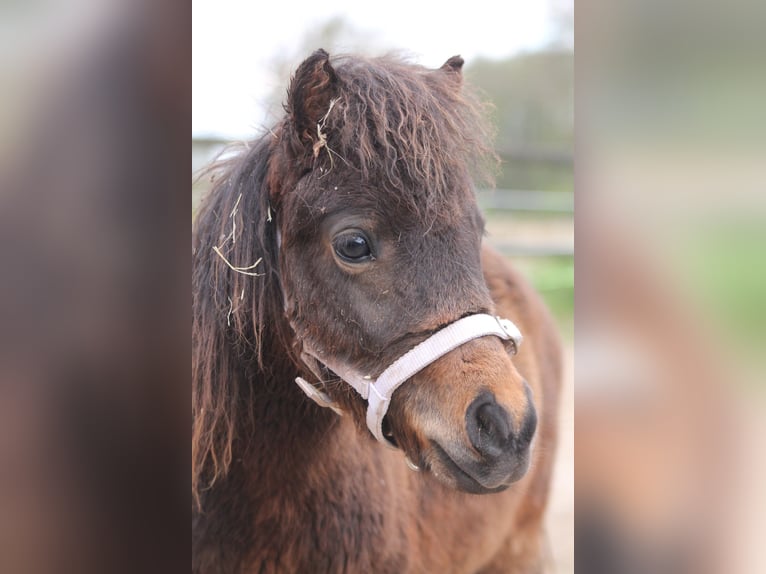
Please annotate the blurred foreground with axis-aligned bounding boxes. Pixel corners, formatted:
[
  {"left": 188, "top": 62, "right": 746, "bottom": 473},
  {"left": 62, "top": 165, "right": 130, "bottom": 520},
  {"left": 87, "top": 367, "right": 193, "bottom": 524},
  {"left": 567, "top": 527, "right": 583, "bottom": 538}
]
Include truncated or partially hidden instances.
[
  {"left": 0, "top": 1, "right": 188, "bottom": 572},
  {"left": 576, "top": 0, "right": 766, "bottom": 572}
]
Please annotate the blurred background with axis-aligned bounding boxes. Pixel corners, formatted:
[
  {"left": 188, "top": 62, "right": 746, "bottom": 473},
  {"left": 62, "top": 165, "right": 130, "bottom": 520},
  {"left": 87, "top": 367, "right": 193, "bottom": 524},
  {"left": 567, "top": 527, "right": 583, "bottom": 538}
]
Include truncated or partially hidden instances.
[{"left": 193, "top": 2, "right": 574, "bottom": 571}]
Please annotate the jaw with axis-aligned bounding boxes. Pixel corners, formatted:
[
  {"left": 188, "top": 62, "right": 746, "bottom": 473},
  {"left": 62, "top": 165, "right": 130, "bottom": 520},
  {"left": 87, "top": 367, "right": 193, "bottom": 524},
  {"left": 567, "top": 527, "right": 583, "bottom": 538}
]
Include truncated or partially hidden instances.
[
  {"left": 385, "top": 401, "right": 534, "bottom": 494},
  {"left": 393, "top": 431, "right": 531, "bottom": 494},
  {"left": 427, "top": 442, "right": 514, "bottom": 494},
  {"left": 423, "top": 440, "right": 531, "bottom": 494}
]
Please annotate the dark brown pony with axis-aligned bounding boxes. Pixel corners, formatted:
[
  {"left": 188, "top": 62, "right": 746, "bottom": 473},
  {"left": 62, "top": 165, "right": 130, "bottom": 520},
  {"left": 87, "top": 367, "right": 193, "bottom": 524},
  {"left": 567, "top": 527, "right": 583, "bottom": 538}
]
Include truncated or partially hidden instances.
[{"left": 192, "top": 50, "right": 561, "bottom": 573}]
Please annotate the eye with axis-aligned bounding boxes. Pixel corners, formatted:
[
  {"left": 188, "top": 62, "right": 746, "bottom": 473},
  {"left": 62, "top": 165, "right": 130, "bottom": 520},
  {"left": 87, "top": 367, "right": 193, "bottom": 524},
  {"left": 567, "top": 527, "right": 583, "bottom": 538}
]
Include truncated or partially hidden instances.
[{"left": 332, "top": 231, "right": 373, "bottom": 263}]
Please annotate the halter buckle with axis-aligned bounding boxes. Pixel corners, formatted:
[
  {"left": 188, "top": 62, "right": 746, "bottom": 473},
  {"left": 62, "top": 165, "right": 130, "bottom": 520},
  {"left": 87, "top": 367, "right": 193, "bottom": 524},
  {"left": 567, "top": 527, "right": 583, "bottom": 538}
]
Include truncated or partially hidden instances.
[{"left": 496, "top": 316, "right": 522, "bottom": 354}]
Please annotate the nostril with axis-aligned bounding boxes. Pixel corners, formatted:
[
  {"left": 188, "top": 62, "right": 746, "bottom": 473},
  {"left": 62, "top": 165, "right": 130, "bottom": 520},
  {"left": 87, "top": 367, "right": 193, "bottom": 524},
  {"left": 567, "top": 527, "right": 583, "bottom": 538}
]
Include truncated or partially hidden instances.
[
  {"left": 476, "top": 403, "right": 510, "bottom": 446},
  {"left": 466, "top": 394, "right": 512, "bottom": 457}
]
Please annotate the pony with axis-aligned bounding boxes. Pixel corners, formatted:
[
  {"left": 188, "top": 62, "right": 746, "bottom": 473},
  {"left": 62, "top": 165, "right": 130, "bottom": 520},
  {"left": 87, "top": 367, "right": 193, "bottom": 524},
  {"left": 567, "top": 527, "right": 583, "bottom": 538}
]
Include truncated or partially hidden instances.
[{"left": 192, "top": 50, "right": 562, "bottom": 573}]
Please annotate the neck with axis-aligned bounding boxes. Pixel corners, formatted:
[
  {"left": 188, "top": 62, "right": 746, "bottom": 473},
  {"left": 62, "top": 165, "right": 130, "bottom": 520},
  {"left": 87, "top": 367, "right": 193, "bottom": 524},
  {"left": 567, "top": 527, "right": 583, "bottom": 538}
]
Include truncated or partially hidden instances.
[
  {"left": 251, "top": 361, "right": 341, "bottom": 473},
  {"left": 192, "top": 330, "right": 345, "bottom": 574}
]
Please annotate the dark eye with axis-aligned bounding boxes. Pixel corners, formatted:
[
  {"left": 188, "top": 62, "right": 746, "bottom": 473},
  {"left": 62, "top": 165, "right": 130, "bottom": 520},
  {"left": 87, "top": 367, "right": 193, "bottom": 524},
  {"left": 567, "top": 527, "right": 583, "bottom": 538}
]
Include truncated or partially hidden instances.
[{"left": 332, "top": 231, "right": 373, "bottom": 263}]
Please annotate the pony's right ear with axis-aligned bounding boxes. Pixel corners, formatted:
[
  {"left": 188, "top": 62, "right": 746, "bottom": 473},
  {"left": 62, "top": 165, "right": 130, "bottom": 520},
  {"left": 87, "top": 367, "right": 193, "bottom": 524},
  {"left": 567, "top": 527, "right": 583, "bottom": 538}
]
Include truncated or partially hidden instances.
[{"left": 286, "top": 49, "right": 339, "bottom": 153}]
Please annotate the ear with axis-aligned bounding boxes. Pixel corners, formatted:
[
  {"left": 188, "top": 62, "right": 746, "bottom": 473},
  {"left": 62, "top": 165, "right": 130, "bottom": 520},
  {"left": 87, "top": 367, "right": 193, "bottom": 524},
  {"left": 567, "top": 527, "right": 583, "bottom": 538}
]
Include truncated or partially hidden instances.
[
  {"left": 440, "top": 55, "right": 464, "bottom": 84},
  {"left": 286, "top": 49, "right": 339, "bottom": 150}
]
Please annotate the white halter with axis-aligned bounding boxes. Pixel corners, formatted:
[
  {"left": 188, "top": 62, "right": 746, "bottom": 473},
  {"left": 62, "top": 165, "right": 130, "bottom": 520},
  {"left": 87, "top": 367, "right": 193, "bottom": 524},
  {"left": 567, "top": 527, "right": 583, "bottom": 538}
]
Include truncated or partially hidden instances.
[{"left": 295, "top": 313, "right": 523, "bottom": 447}]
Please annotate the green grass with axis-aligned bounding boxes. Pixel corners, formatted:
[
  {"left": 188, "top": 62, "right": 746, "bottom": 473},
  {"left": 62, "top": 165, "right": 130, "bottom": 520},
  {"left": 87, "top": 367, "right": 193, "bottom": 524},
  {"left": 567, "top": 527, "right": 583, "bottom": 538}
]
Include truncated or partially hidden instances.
[
  {"left": 673, "top": 221, "right": 766, "bottom": 370},
  {"left": 512, "top": 255, "right": 574, "bottom": 341}
]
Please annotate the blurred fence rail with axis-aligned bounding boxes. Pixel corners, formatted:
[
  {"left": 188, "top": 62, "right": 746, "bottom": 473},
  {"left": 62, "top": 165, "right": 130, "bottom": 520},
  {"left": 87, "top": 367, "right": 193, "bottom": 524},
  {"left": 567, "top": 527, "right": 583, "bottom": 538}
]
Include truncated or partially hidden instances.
[
  {"left": 490, "top": 241, "right": 574, "bottom": 257},
  {"left": 494, "top": 146, "right": 573, "bottom": 167},
  {"left": 478, "top": 189, "right": 573, "bottom": 214},
  {"left": 478, "top": 189, "right": 573, "bottom": 257}
]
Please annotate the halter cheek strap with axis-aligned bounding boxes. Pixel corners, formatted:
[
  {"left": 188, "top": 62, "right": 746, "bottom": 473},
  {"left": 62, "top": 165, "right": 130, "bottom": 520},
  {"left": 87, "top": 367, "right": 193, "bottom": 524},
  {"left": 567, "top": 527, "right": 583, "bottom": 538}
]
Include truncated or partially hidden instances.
[{"left": 294, "top": 313, "right": 523, "bottom": 448}]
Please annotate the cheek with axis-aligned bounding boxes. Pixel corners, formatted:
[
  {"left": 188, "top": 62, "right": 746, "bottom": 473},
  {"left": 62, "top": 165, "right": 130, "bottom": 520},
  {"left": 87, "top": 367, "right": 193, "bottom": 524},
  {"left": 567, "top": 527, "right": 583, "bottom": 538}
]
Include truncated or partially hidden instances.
[
  {"left": 280, "top": 247, "right": 328, "bottom": 322},
  {"left": 281, "top": 238, "right": 411, "bottom": 357},
  {"left": 280, "top": 251, "right": 363, "bottom": 345}
]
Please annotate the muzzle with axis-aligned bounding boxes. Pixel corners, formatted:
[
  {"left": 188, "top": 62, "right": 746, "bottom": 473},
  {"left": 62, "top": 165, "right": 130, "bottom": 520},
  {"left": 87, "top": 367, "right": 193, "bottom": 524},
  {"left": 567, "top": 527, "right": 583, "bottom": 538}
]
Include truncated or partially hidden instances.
[{"left": 294, "top": 313, "right": 523, "bottom": 448}]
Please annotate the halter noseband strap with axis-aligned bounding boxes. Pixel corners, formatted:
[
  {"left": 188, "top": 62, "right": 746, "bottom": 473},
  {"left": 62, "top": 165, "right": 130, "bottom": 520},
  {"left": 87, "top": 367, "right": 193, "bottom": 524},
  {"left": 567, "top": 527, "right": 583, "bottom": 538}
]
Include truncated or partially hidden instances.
[{"left": 295, "top": 313, "right": 523, "bottom": 448}]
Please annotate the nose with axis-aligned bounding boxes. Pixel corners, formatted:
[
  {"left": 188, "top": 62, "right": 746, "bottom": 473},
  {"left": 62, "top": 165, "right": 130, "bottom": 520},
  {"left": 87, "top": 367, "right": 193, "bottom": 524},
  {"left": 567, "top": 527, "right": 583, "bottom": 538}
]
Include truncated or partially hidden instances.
[{"left": 466, "top": 390, "right": 536, "bottom": 459}]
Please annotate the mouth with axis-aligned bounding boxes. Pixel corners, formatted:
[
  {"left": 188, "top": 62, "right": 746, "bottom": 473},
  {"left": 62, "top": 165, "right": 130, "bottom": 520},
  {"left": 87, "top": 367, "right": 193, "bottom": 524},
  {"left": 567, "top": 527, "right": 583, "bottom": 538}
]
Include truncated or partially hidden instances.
[
  {"left": 382, "top": 418, "right": 398, "bottom": 447},
  {"left": 429, "top": 442, "right": 515, "bottom": 495}
]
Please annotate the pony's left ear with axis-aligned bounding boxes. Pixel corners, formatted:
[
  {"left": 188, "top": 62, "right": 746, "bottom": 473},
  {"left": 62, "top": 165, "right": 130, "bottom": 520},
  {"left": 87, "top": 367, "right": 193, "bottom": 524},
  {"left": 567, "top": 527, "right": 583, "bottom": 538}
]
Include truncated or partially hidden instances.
[
  {"left": 440, "top": 55, "right": 464, "bottom": 85},
  {"left": 286, "top": 49, "right": 339, "bottom": 153}
]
